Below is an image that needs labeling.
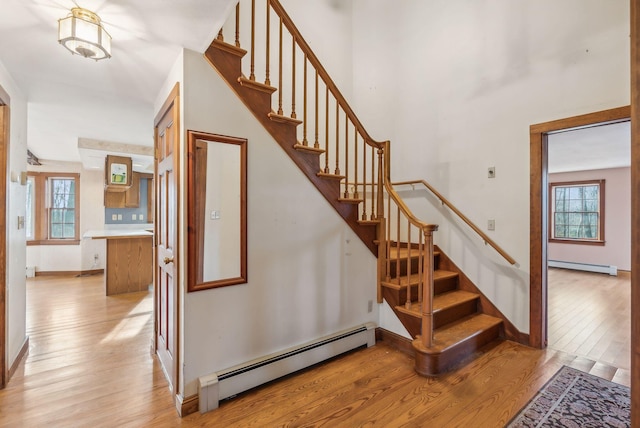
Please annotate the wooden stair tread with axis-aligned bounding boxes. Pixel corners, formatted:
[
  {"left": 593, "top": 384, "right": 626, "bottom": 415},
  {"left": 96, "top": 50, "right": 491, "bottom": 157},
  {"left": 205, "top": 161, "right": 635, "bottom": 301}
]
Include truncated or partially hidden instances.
[
  {"left": 338, "top": 197, "right": 364, "bottom": 204},
  {"left": 389, "top": 247, "right": 441, "bottom": 259},
  {"left": 238, "top": 76, "right": 277, "bottom": 94},
  {"left": 382, "top": 269, "right": 458, "bottom": 288},
  {"left": 358, "top": 219, "right": 380, "bottom": 226},
  {"left": 395, "top": 290, "right": 479, "bottom": 317},
  {"left": 293, "top": 143, "right": 325, "bottom": 154},
  {"left": 427, "top": 314, "right": 502, "bottom": 354},
  {"left": 210, "top": 39, "right": 247, "bottom": 57},
  {"left": 317, "top": 171, "right": 346, "bottom": 181},
  {"left": 268, "top": 112, "right": 303, "bottom": 125}
]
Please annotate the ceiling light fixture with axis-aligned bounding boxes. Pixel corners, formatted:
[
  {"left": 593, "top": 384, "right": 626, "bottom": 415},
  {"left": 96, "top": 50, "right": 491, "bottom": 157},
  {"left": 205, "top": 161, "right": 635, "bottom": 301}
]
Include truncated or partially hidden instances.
[{"left": 58, "top": 7, "right": 112, "bottom": 60}]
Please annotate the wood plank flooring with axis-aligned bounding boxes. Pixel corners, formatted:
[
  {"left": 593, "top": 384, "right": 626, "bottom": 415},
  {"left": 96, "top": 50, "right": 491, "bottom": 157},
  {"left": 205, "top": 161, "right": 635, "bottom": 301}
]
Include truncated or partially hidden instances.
[
  {"left": 0, "top": 273, "right": 630, "bottom": 427},
  {"left": 548, "top": 267, "right": 631, "bottom": 371}
]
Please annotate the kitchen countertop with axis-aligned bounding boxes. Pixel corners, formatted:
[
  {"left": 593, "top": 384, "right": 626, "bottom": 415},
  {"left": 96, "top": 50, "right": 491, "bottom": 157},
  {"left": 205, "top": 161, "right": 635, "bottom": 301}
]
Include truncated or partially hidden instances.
[{"left": 83, "top": 229, "right": 153, "bottom": 239}]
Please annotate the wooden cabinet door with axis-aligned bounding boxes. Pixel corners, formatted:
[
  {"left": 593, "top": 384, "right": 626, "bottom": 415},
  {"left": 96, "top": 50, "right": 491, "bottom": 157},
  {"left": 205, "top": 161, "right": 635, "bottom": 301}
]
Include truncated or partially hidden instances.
[
  {"left": 104, "top": 189, "right": 126, "bottom": 208},
  {"left": 124, "top": 172, "right": 140, "bottom": 208},
  {"left": 104, "top": 172, "right": 141, "bottom": 208}
]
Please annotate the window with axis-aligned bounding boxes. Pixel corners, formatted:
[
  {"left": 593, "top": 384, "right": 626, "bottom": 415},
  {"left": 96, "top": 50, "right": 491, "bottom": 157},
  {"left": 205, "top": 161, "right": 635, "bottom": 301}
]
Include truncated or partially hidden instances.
[
  {"left": 549, "top": 179, "right": 604, "bottom": 245},
  {"left": 26, "top": 172, "right": 80, "bottom": 245}
]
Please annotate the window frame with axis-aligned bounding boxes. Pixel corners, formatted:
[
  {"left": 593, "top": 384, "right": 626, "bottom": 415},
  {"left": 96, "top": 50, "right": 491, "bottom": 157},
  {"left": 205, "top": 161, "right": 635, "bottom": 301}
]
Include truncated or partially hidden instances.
[
  {"left": 548, "top": 179, "right": 605, "bottom": 246},
  {"left": 26, "top": 172, "right": 80, "bottom": 246}
]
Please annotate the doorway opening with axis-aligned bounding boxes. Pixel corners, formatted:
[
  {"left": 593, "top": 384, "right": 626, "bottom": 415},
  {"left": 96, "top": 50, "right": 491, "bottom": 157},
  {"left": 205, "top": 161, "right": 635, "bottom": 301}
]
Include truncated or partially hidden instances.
[
  {"left": 529, "top": 105, "right": 630, "bottom": 349},
  {"left": 546, "top": 121, "right": 630, "bottom": 374}
]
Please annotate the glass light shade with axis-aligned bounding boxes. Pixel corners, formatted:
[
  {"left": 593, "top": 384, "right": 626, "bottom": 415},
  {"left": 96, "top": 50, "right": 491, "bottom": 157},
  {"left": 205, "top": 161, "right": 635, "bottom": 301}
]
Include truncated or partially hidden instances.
[{"left": 58, "top": 8, "right": 111, "bottom": 60}]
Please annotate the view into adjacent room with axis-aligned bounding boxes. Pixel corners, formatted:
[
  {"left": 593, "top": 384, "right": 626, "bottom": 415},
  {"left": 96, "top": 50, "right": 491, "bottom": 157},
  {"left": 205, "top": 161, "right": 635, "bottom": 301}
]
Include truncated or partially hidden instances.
[
  {"left": 546, "top": 120, "right": 630, "bottom": 379},
  {"left": 20, "top": 148, "right": 158, "bottom": 418}
]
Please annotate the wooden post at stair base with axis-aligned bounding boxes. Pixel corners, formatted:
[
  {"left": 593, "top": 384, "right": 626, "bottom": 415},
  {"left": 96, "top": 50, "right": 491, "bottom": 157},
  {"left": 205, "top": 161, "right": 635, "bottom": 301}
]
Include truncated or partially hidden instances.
[
  {"left": 376, "top": 147, "right": 384, "bottom": 219},
  {"left": 421, "top": 228, "right": 435, "bottom": 348},
  {"left": 377, "top": 218, "right": 386, "bottom": 304}
]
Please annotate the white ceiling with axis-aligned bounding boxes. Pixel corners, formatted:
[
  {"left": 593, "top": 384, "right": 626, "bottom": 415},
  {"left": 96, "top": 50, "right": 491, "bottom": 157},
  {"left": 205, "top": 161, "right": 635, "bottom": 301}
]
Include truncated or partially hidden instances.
[
  {"left": 548, "top": 120, "right": 630, "bottom": 174},
  {"left": 0, "top": 0, "right": 235, "bottom": 168}
]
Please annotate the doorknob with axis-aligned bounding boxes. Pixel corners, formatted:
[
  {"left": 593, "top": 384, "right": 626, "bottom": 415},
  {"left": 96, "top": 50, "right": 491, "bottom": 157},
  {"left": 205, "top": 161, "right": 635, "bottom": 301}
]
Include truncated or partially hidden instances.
[{"left": 163, "top": 256, "right": 174, "bottom": 264}]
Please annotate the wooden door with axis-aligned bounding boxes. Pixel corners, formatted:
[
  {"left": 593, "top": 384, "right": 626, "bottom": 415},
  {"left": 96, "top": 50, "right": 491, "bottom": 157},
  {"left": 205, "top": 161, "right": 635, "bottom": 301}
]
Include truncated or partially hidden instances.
[
  {"left": 0, "top": 103, "right": 7, "bottom": 388},
  {"left": 631, "top": 0, "right": 640, "bottom": 423},
  {"left": 154, "top": 84, "right": 180, "bottom": 391}
]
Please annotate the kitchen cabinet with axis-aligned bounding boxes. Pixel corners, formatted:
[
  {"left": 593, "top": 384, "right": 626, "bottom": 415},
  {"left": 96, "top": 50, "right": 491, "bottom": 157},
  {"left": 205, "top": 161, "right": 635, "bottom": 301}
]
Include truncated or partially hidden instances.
[
  {"left": 84, "top": 229, "right": 153, "bottom": 295},
  {"left": 104, "top": 171, "right": 141, "bottom": 208},
  {"left": 104, "top": 155, "right": 132, "bottom": 191}
]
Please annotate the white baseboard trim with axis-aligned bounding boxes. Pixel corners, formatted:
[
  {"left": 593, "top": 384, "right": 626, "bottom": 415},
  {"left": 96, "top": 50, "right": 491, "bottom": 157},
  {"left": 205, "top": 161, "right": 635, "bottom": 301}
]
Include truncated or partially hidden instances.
[{"left": 549, "top": 260, "right": 617, "bottom": 276}]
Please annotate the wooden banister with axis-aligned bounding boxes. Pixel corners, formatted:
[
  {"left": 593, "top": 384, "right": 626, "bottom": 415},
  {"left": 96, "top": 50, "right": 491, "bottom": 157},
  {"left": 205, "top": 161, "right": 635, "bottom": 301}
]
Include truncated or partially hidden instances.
[
  {"left": 269, "top": 0, "right": 384, "bottom": 150},
  {"left": 392, "top": 179, "right": 518, "bottom": 266}
]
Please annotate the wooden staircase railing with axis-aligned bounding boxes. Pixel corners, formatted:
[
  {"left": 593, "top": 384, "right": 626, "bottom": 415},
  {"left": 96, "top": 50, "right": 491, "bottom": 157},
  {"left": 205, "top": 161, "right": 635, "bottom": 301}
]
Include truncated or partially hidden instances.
[
  {"left": 216, "top": 0, "right": 386, "bottom": 224},
  {"left": 392, "top": 180, "right": 518, "bottom": 266},
  {"left": 209, "top": 0, "right": 502, "bottom": 362},
  {"left": 380, "top": 150, "right": 439, "bottom": 347}
]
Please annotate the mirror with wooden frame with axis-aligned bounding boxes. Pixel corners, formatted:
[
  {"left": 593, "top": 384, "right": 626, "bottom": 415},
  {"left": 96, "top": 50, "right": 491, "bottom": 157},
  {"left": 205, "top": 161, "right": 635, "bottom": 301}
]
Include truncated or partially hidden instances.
[{"left": 187, "top": 130, "right": 247, "bottom": 291}]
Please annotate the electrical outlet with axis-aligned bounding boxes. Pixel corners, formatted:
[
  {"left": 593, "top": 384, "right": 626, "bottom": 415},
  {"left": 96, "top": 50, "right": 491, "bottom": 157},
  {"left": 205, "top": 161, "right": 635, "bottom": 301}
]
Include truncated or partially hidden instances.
[
  {"left": 111, "top": 214, "right": 117, "bottom": 221},
  {"left": 488, "top": 219, "right": 495, "bottom": 231},
  {"left": 132, "top": 214, "right": 137, "bottom": 220},
  {"left": 488, "top": 167, "right": 496, "bottom": 178},
  {"left": 139, "top": 214, "right": 144, "bottom": 221},
  {"left": 117, "top": 214, "right": 122, "bottom": 221}
]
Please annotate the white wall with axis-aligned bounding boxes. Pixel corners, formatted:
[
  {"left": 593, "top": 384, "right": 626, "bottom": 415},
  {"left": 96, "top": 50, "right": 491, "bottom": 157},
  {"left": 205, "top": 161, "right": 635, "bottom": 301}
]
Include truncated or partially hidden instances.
[
  {"left": 167, "top": 48, "right": 377, "bottom": 398},
  {"left": 0, "top": 59, "right": 28, "bottom": 369},
  {"left": 548, "top": 167, "right": 630, "bottom": 271},
  {"left": 26, "top": 162, "right": 106, "bottom": 273},
  {"left": 281, "top": 0, "right": 354, "bottom": 100},
  {"left": 350, "top": 0, "right": 630, "bottom": 332}
]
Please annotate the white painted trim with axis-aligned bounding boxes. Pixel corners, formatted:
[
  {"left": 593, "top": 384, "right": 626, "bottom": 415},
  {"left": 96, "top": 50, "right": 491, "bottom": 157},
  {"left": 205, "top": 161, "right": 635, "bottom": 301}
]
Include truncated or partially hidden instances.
[{"left": 548, "top": 260, "right": 617, "bottom": 276}]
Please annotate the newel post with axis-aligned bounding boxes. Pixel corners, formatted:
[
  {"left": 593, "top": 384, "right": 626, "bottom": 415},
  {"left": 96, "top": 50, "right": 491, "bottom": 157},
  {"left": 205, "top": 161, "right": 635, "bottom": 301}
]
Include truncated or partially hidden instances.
[
  {"left": 376, "top": 218, "right": 386, "bottom": 304},
  {"left": 376, "top": 147, "right": 384, "bottom": 219},
  {"left": 421, "top": 228, "right": 435, "bottom": 348}
]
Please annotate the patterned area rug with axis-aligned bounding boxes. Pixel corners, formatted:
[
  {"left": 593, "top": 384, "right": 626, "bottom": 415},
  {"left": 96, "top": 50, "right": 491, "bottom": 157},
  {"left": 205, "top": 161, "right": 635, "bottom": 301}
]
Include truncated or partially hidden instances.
[{"left": 507, "top": 365, "right": 630, "bottom": 427}]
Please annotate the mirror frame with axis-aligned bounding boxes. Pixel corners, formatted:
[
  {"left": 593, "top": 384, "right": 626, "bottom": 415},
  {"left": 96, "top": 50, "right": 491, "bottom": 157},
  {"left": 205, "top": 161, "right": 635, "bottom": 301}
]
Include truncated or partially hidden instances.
[{"left": 187, "top": 130, "right": 247, "bottom": 292}]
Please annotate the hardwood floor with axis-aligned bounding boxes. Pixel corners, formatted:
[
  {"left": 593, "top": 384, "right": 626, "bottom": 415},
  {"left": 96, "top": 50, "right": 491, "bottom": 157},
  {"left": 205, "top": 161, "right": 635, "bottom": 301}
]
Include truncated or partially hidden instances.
[
  {"left": 548, "top": 267, "right": 631, "bottom": 372},
  {"left": 0, "top": 273, "right": 629, "bottom": 427}
]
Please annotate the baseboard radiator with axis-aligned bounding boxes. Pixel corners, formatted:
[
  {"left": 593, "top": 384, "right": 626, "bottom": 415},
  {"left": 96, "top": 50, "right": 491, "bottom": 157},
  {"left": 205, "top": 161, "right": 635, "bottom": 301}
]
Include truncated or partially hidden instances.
[
  {"left": 198, "top": 322, "right": 376, "bottom": 414},
  {"left": 549, "top": 260, "right": 617, "bottom": 276}
]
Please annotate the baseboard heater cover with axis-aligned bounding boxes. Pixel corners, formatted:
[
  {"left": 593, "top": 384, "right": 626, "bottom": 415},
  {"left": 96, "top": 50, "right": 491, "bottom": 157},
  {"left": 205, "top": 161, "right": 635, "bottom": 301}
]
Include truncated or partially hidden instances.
[
  {"left": 548, "top": 260, "right": 617, "bottom": 276},
  {"left": 198, "top": 322, "right": 376, "bottom": 414}
]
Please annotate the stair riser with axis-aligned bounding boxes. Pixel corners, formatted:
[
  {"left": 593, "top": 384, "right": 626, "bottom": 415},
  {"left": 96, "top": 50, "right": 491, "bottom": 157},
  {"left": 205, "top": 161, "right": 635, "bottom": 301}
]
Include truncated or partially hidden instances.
[
  {"left": 434, "top": 299, "right": 478, "bottom": 329},
  {"left": 389, "top": 254, "right": 440, "bottom": 278},
  {"left": 434, "top": 277, "right": 458, "bottom": 294},
  {"left": 389, "top": 258, "right": 419, "bottom": 278}
]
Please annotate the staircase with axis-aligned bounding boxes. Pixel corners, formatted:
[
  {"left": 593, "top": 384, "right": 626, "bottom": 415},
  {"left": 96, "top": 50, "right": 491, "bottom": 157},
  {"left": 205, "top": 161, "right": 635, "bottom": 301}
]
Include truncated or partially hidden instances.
[
  {"left": 382, "top": 244, "right": 502, "bottom": 375},
  {"left": 204, "top": 0, "right": 515, "bottom": 376}
]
